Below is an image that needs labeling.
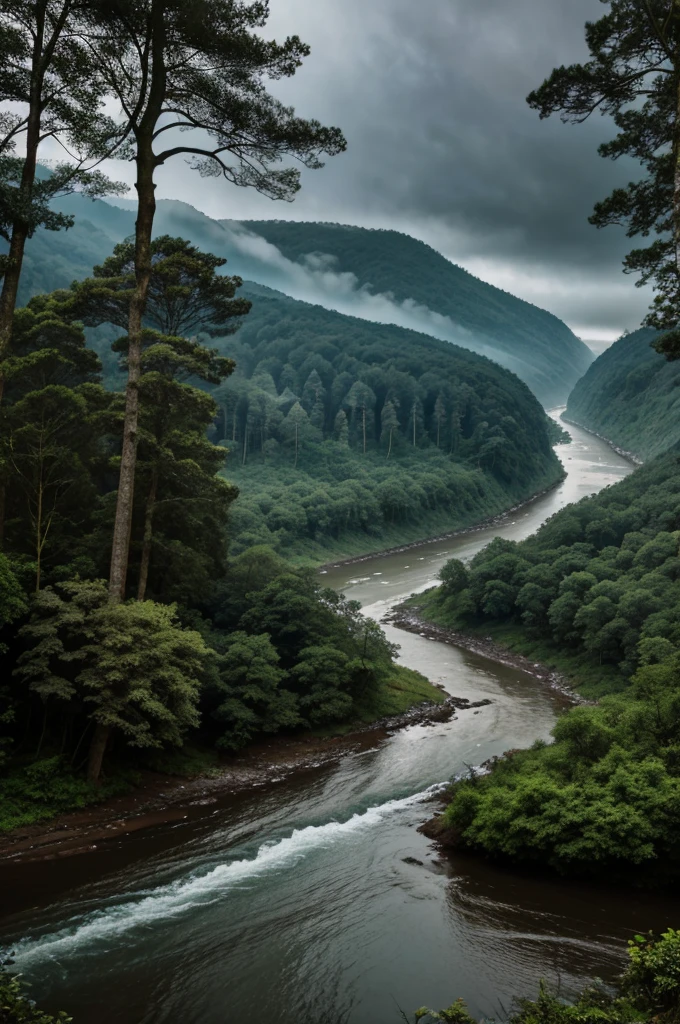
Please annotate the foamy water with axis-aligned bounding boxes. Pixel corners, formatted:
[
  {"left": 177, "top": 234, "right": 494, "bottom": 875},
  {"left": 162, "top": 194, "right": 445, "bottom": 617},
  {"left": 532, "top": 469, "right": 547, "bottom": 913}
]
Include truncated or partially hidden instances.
[{"left": 11, "top": 785, "right": 446, "bottom": 966}]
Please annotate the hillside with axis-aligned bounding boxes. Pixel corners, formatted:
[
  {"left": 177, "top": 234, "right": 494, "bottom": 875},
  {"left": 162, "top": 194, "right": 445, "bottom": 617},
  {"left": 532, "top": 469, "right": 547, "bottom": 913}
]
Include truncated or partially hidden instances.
[
  {"left": 242, "top": 220, "right": 593, "bottom": 405},
  {"left": 411, "top": 448, "right": 680, "bottom": 881},
  {"left": 144, "top": 283, "right": 565, "bottom": 559},
  {"left": 565, "top": 327, "right": 680, "bottom": 460},
  {"left": 4, "top": 187, "right": 592, "bottom": 405}
]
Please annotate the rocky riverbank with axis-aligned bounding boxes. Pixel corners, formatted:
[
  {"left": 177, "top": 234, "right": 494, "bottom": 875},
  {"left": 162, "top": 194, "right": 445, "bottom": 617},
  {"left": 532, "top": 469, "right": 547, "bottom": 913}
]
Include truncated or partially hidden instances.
[
  {"left": 386, "top": 607, "right": 585, "bottom": 706},
  {"left": 0, "top": 693, "right": 491, "bottom": 865},
  {"left": 319, "top": 477, "right": 565, "bottom": 571}
]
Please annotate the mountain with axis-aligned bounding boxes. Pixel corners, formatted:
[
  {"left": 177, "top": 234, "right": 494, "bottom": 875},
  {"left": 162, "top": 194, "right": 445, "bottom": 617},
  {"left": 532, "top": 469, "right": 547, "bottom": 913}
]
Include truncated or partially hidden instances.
[
  {"left": 6, "top": 187, "right": 592, "bottom": 406},
  {"left": 240, "top": 220, "right": 594, "bottom": 406},
  {"left": 82, "top": 279, "right": 564, "bottom": 559},
  {"left": 565, "top": 327, "right": 680, "bottom": 460}
]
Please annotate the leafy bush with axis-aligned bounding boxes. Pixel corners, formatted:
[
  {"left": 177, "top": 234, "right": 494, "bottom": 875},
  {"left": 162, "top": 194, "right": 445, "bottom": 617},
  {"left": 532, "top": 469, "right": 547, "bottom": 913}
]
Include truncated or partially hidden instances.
[{"left": 412, "top": 931, "right": 680, "bottom": 1023}]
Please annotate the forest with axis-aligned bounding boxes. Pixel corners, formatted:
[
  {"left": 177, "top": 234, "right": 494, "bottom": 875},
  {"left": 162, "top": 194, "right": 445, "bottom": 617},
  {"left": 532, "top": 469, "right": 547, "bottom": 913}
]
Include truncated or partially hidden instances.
[
  {"left": 566, "top": 326, "right": 680, "bottom": 460},
  {"left": 0, "top": 236, "right": 460, "bottom": 830},
  {"left": 206, "top": 284, "right": 563, "bottom": 558},
  {"left": 241, "top": 220, "right": 594, "bottom": 405},
  {"left": 415, "top": 448, "right": 680, "bottom": 878},
  {"left": 6, "top": 183, "right": 594, "bottom": 406}
]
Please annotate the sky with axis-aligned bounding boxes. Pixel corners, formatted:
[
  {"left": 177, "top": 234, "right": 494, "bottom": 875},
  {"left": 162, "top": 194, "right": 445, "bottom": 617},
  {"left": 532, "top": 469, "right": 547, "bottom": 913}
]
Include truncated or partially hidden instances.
[{"left": 92, "top": 0, "right": 653, "bottom": 344}]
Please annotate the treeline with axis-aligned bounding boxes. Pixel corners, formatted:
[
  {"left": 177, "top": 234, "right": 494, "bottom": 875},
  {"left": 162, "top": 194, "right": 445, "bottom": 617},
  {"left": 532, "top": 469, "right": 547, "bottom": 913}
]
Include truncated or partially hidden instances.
[
  {"left": 243, "top": 220, "right": 593, "bottom": 406},
  {"left": 417, "top": 449, "right": 680, "bottom": 879},
  {"left": 566, "top": 326, "right": 680, "bottom": 460},
  {"left": 0, "top": 240, "right": 438, "bottom": 829},
  {"left": 206, "top": 286, "right": 563, "bottom": 555}
]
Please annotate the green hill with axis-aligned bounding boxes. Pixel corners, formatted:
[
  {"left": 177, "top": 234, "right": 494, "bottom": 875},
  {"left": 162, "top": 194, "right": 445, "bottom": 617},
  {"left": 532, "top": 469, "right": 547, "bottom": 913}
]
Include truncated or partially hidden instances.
[
  {"left": 412, "top": 447, "right": 680, "bottom": 881},
  {"left": 242, "top": 220, "right": 593, "bottom": 406},
  {"left": 196, "top": 283, "right": 563, "bottom": 559},
  {"left": 565, "top": 327, "right": 680, "bottom": 460},
  {"left": 3, "top": 186, "right": 592, "bottom": 406}
]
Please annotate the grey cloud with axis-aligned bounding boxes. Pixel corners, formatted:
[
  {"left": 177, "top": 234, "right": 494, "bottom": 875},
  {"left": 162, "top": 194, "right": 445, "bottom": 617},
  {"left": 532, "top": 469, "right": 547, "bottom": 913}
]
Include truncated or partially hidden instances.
[{"left": 93, "top": 0, "right": 656, "bottom": 338}]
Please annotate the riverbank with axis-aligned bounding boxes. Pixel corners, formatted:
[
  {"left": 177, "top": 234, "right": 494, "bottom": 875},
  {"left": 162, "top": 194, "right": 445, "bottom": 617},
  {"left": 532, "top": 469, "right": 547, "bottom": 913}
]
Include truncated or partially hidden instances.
[
  {"left": 560, "top": 415, "right": 644, "bottom": 466},
  {"left": 0, "top": 693, "right": 493, "bottom": 864},
  {"left": 318, "top": 476, "right": 565, "bottom": 571},
  {"left": 387, "top": 607, "right": 584, "bottom": 706}
]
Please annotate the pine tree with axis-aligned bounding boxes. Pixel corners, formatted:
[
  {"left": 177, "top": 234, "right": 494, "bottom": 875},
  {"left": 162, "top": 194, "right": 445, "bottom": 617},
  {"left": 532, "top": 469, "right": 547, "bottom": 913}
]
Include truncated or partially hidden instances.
[
  {"left": 380, "top": 399, "right": 399, "bottom": 459},
  {"left": 0, "top": 1, "right": 126, "bottom": 375},
  {"left": 527, "top": 1, "right": 680, "bottom": 356},
  {"left": 434, "top": 392, "right": 447, "bottom": 448},
  {"left": 83, "top": 0, "right": 345, "bottom": 601},
  {"left": 334, "top": 409, "right": 349, "bottom": 447}
]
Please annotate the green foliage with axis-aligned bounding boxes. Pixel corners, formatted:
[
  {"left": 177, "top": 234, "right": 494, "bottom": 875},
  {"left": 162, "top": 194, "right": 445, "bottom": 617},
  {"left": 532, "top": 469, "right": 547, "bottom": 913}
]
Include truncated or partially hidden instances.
[
  {"left": 433, "top": 451, "right": 680, "bottom": 687},
  {"left": 566, "top": 327, "right": 680, "bottom": 460},
  {"left": 0, "top": 963, "right": 71, "bottom": 1023},
  {"left": 14, "top": 580, "right": 211, "bottom": 782},
  {"left": 244, "top": 221, "right": 593, "bottom": 405},
  {"left": 415, "top": 931, "right": 680, "bottom": 1024},
  {"left": 0, "top": 755, "right": 134, "bottom": 833},
  {"left": 411, "top": 999, "right": 477, "bottom": 1024},
  {"left": 527, "top": 1, "right": 680, "bottom": 344}
]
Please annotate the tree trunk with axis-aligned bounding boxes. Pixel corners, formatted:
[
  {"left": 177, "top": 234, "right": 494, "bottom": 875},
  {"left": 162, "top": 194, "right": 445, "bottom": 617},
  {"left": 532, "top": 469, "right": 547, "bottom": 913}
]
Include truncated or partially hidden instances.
[
  {"left": 108, "top": 2, "right": 166, "bottom": 603},
  {"left": 87, "top": 722, "right": 111, "bottom": 786},
  {"left": 137, "top": 467, "right": 158, "bottom": 601},
  {"left": 675, "top": 67, "right": 680, "bottom": 288},
  {"left": 222, "top": 403, "right": 228, "bottom": 441},
  {"left": 242, "top": 427, "right": 248, "bottom": 465},
  {"left": 0, "top": 3, "right": 50, "bottom": 401},
  {"left": 108, "top": 158, "right": 155, "bottom": 602},
  {"left": 387, "top": 427, "right": 392, "bottom": 459}
]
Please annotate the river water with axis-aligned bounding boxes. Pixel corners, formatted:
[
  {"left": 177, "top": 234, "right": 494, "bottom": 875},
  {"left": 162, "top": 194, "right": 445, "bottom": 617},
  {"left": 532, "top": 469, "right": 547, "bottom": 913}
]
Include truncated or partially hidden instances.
[{"left": 2, "top": 414, "right": 677, "bottom": 1024}]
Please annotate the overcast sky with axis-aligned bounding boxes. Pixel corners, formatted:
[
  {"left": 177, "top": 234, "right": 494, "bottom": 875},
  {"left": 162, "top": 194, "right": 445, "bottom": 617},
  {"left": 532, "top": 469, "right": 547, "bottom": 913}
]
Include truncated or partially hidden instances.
[{"left": 97, "top": 0, "right": 652, "bottom": 343}]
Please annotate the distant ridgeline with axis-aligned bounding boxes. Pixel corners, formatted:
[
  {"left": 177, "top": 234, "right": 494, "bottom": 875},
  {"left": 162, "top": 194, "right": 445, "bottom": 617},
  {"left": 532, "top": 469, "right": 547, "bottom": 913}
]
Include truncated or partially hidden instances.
[
  {"left": 203, "top": 283, "right": 563, "bottom": 558},
  {"left": 0, "top": 187, "right": 570, "bottom": 559},
  {"left": 566, "top": 326, "right": 680, "bottom": 460},
  {"left": 8, "top": 182, "right": 592, "bottom": 406},
  {"left": 243, "top": 220, "right": 593, "bottom": 406}
]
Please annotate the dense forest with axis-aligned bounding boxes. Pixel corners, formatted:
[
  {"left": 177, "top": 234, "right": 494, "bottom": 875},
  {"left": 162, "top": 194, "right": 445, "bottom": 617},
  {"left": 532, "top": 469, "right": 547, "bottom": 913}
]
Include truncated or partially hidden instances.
[
  {"left": 204, "top": 284, "right": 564, "bottom": 558},
  {"left": 0, "top": 241, "right": 450, "bottom": 832},
  {"left": 566, "top": 327, "right": 680, "bottom": 459},
  {"left": 9, "top": 224, "right": 567, "bottom": 559},
  {"left": 244, "top": 220, "right": 593, "bottom": 404},
  {"left": 5, "top": 183, "right": 594, "bottom": 406},
  {"left": 413, "top": 447, "right": 680, "bottom": 879}
]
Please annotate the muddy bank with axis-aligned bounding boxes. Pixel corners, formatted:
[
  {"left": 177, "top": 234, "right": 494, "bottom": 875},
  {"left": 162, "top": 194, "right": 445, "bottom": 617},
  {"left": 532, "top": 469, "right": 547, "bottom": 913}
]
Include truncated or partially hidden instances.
[
  {"left": 387, "top": 607, "right": 585, "bottom": 706},
  {"left": 319, "top": 477, "right": 565, "bottom": 571},
  {"left": 561, "top": 416, "right": 643, "bottom": 466},
  {"left": 0, "top": 694, "right": 490, "bottom": 865}
]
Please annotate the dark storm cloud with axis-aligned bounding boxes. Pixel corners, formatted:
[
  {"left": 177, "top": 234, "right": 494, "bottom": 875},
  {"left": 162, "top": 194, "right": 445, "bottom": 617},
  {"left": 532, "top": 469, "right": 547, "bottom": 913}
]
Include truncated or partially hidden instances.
[{"left": 98, "top": 0, "right": 653, "bottom": 337}]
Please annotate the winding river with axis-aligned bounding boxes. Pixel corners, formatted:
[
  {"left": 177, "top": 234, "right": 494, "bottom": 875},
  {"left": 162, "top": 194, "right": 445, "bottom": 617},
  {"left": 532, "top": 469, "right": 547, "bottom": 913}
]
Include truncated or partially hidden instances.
[{"left": 2, "top": 414, "right": 679, "bottom": 1024}]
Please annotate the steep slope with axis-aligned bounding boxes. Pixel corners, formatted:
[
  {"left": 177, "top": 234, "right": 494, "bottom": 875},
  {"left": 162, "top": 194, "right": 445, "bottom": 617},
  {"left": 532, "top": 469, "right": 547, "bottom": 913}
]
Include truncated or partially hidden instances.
[
  {"left": 565, "top": 327, "right": 680, "bottom": 460},
  {"left": 242, "top": 220, "right": 593, "bottom": 406},
  {"left": 203, "top": 283, "right": 564, "bottom": 558},
  {"left": 4, "top": 188, "right": 591, "bottom": 405}
]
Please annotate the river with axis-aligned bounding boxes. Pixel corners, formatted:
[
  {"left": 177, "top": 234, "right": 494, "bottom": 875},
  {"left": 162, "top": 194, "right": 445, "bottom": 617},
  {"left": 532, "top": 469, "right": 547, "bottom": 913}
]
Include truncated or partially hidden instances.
[{"left": 1, "top": 414, "right": 677, "bottom": 1024}]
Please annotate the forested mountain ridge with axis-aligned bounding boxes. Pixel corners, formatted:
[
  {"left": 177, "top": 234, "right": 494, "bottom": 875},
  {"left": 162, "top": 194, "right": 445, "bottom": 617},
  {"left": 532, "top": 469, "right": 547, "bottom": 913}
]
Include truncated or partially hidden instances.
[
  {"left": 241, "top": 220, "right": 594, "bottom": 405},
  {"left": 3, "top": 184, "right": 592, "bottom": 406},
  {"left": 201, "top": 283, "right": 565, "bottom": 558},
  {"left": 565, "top": 327, "right": 680, "bottom": 460}
]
